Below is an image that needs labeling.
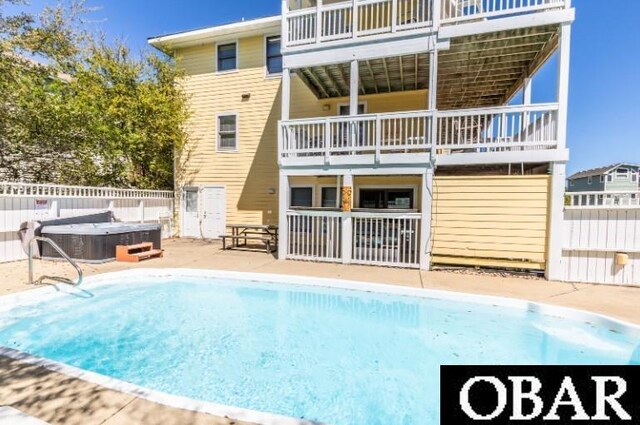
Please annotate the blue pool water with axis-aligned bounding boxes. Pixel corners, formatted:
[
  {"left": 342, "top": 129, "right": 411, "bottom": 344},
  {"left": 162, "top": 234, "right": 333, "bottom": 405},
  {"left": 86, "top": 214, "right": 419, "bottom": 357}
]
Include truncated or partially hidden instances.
[{"left": 0, "top": 275, "right": 639, "bottom": 425}]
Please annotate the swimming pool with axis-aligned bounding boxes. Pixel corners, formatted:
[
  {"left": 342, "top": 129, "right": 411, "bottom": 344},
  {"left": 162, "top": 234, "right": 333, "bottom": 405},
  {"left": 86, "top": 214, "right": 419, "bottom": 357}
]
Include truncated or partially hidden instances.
[{"left": 1, "top": 270, "right": 639, "bottom": 425}]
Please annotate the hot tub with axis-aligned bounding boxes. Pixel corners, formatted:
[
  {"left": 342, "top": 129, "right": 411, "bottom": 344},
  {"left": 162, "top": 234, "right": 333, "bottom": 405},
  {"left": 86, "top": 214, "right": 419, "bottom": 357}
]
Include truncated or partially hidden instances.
[{"left": 40, "top": 222, "right": 162, "bottom": 263}]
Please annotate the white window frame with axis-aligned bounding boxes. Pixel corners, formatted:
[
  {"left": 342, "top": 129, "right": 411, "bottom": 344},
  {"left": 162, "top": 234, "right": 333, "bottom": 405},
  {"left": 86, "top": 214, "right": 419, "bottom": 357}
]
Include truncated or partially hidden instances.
[
  {"left": 264, "top": 34, "right": 283, "bottom": 78},
  {"left": 632, "top": 172, "right": 638, "bottom": 183},
  {"left": 289, "top": 185, "right": 315, "bottom": 208},
  {"left": 607, "top": 174, "right": 613, "bottom": 182},
  {"left": 616, "top": 168, "right": 630, "bottom": 180},
  {"left": 355, "top": 184, "right": 418, "bottom": 210},
  {"left": 216, "top": 40, "right": 239, "bottom": 74},
  {"left": 216, "top": 112, "right": 239, "bottom": 153},
  {"left": 337, "top": 101, "right": 368, "bottom": 116},
  {"left": 569, "top": 180, "right": 575, "bottom": 187},
  {"left": 319, "top": 184, "right": 340, "bottom": 208},
  {"left": 600, "top": 175, "right": 605, "bottom": 183},
  {"left": 587, "top": 176, "right": 593, "bottom": 185}
]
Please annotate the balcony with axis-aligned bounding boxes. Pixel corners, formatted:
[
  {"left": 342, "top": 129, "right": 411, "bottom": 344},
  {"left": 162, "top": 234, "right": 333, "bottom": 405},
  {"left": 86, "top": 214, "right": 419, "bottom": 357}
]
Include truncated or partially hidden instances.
[
  {"left": 279, "top": 104, "right": 563, "bottom": 167},
  {"left": 280, "top": 111, "right": 433, "bottom": 166},
  {"left": 283, "top": 0, "right": 567, "bottom": 51}
]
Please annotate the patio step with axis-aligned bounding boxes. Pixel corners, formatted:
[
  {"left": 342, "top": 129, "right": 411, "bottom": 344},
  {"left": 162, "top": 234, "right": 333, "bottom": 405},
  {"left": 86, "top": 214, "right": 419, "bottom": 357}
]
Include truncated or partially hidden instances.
[{"left": 116, "top": 242, "right": 163, "bottom": 263}]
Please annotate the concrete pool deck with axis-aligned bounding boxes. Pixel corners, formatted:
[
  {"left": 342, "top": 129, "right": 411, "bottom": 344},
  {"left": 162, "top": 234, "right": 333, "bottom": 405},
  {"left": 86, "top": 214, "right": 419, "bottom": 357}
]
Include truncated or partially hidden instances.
[{"left": 0, "top": 238, "right": 639, "bottom": 424}]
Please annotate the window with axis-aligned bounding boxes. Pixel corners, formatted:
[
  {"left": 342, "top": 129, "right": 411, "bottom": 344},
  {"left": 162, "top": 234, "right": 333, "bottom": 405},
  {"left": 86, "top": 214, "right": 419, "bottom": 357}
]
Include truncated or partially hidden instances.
[
  {"left": 217, "top": 114, "right": 237, "bottom": 151},
  {"left": 600, "top": 175, "right": 605, "bottom": 183},
  {"left": 185, "top": 190, "right": 198, "bottom": 213},
  {"left": 569, "top": 180, "right": 575, "bottom": 187},
  {"left": 616, "top": 168, "right": 629, "bottom": 179},
  {"left": 217, "top": 43, "right": 237, "bottom": 72},
  {"left": 587, "top": 176, "right": 593, "bottom": 185},
  {"left": 607, "top": 174, "right": 613, "bottom": 182},
  {"left": 338, "top": 103, "right": 366, "bottom": 116},
  {"left": 321, "top": 187, "right": 339, "bottom": 208},
  {"left": 265, "top": 36, "right": 282, "bottom": 75},
  {"left": 290, "top": 187, "right": 313, "bottom": 208},
  {"left": 632, "top": 172, "right": 638, "bottom": 183},
  {"left": 359, "top": 188, "right": 414, "bottom": 210}
]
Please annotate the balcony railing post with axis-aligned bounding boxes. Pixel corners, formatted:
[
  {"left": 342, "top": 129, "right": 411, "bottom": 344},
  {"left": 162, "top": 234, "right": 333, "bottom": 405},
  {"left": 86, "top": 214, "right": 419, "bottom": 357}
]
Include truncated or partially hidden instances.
[
  {"left": 391, "top": 0, "right": 398, "bottom": 32},
  {"left": 324, "top": 119, "right": 331, "bottom": 164},
  {"left": 352, "top": 0, "right": 359, "bottom": 39},
  {"left": 316, "top": 0, "right": 323, "bottom": 43},
  {"left": 432, "top": 0, "right": 441, "bottom": 29},
  {"left": 281, "top": 0, "right": 289, "bottom": 49},
  {"left": 375, "top": 115, "right": 382, "bottom": 162}
]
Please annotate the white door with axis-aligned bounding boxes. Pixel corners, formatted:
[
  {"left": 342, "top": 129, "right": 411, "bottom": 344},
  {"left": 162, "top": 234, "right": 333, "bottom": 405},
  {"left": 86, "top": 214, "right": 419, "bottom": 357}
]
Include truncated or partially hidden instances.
[
  {"left": 182, "top": 188, "right": 200, "bottom": 238},
  {"left": 201, "top": 187, "right": 226, "bottom": 239}
]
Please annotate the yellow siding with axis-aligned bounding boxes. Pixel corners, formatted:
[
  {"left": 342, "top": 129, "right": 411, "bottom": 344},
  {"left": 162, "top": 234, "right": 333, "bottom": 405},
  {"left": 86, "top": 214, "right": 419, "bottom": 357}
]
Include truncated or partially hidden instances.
[
  {"left": 431, "top": 175, "right": 550, "bottom": 270},
  {"left": 175, "top": 32, "right": 431, "bottom": 229},
  {"left": 176, "top": 36, "right": 281, "bottom": 226},
  {"left": 290, "top": 84, "right": 428, "bottom": 119}
]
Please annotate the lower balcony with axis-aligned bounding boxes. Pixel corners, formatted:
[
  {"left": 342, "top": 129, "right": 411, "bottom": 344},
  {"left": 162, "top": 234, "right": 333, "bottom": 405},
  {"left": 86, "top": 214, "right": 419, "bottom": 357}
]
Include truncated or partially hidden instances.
[{"left": 279, "top": 103, "right": 565, "bottom": 167}]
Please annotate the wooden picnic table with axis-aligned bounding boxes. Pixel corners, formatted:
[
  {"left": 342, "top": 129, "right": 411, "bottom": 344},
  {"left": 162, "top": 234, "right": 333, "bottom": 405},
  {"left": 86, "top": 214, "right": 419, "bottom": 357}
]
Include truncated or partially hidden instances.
[{"left": 222, "top": 224, "right": 278, "bottom": 254}]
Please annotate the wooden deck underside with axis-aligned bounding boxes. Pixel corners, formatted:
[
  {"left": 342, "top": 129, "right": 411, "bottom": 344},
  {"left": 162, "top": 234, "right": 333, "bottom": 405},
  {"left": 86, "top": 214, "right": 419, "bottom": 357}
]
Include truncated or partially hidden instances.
[{"left": 295, "top": 24, "right": 559, "bottom": 109}]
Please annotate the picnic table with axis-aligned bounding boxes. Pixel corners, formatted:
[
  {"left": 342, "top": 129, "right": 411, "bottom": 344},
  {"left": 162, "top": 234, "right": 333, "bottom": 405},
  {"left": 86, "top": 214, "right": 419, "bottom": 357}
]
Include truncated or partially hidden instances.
[{"left": 221, "top": 224, "right": 278, "bottom": 254}]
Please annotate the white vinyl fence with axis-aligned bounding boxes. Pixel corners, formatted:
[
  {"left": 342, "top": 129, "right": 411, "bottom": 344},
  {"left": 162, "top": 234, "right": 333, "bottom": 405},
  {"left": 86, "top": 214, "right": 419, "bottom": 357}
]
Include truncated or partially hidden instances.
[
  {"left": 0, "top": 182, "right": 174, "bottom": 264},
  {"left": 562, "top": 192, "right": 640, "bottom": 285}
]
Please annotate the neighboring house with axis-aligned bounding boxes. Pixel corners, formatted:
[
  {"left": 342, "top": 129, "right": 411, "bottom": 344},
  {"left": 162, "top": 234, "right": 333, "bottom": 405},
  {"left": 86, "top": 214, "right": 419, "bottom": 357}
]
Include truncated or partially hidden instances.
[
  {"left": 149, "top": 0, "right": 575, "bottom": 279},
  {"left": 567, "top": 163, "right": 640, "bottom": 192}
]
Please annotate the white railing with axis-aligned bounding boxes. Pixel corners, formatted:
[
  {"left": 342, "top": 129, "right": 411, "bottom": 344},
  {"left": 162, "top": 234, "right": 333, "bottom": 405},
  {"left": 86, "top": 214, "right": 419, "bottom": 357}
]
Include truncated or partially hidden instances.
[
  {"left": 321, "top": 2, "right": 354, "bottom": 41},
  {"left": 352, "top": 212, "right": 421, "bottom": 267},
  {"left": 287, "top": 210, "right": 343, "bottom": 262},
  {"left": 281, "top": 111, "right": 432, "bottom": 161},
  {"left": 284, "top": 0, "right": 432, "bottom": 48},
  {"left": 566, "top": 192, "right": 640, "bottom": 209},
  {"left": 281, "top": 105, "right": 560, "bottom": 161},
  {"left": 284, "top": 0, "right": 566, "bottom": 48},
  {"left": 436, "top": 104, "right": 559, "bottom": 154},
  {"left": 441, "top": 0, "right": 566, "bottom": 24},
  {"left": 0, "top": 182, "right": 173, "bottom": 199}
]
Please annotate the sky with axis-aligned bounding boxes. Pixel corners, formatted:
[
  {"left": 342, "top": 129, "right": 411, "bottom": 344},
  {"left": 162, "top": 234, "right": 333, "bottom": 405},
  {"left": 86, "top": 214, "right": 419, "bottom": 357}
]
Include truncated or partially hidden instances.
[{"left": 8, "top": 0, "right": 640, "bottom": 176}]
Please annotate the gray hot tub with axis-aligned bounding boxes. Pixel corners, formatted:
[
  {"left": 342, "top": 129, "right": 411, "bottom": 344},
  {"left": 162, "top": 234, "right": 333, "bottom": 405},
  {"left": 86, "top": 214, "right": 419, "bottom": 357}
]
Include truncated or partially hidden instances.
[{"left": 40, "top": 222, "right": 162, "bottom": 263}]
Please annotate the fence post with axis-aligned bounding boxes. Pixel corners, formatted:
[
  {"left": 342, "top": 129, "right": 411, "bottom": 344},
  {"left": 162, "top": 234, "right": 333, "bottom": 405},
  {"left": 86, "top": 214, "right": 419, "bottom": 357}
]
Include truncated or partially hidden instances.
[{"left": 138, "top": 200, "right": 145, "bottom": 223}]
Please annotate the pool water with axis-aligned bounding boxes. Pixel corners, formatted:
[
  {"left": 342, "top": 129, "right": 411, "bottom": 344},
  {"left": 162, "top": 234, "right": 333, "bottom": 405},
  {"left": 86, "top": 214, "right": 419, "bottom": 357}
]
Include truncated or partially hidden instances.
[{"left": 0, "top": 274, "right": 639, "bottom": 425}]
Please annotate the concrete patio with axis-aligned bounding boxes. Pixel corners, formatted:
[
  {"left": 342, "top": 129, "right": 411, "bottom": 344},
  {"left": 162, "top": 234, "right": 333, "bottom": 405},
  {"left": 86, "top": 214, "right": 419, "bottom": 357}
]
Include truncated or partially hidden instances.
[{"left": 0, "top": 238, "right": 639, "bottom": 425}]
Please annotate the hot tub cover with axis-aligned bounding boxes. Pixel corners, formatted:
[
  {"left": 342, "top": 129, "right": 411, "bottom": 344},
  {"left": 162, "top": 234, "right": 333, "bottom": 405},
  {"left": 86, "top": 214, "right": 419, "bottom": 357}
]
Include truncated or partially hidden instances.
[{"left": 41, "top": 222, "right": 160, "bottom": 236}]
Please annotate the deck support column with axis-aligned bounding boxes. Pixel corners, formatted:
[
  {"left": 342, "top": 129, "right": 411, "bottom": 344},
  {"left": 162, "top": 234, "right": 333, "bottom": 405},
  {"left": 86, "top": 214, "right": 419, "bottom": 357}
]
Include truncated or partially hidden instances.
[
  {"left": 546, "top": 22, "right": 572, "bottom": 281},
  {"left": 349, "top": 59, "right": 359, "bottom": 115},
  {"left": 341, "top": 173, "right": 353, "bottom": 264},
  {"left": 278, "top": 175, "right": 290, "bottom": 261},
  {"left": 428, "top": 47, "right": 438, "bottom": 162},
  {"left": 282, "top": 68, "right": 291, "bottom": 121},
  {"left": 419, "top": 169, "right": 433, "bottom": 270}
]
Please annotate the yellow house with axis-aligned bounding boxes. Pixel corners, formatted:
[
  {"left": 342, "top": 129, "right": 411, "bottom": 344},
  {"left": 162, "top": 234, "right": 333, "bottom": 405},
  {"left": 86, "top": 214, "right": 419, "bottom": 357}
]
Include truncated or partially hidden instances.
[{"left": 149, "top": 0, "right": 575, "bottom": 278}]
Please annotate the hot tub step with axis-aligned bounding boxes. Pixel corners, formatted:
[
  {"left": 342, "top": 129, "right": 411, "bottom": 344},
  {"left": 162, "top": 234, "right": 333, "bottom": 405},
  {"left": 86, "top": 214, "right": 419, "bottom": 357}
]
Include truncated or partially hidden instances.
[{"left": 116, "top": 243, "right": 163, "bottom": 263}]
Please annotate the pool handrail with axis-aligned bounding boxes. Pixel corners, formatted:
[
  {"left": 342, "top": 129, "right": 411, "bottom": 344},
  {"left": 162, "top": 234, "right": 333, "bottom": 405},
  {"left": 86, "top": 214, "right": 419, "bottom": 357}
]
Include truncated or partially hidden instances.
[{"left": 28, "top": 236, "right": 83, "bottom": 286}]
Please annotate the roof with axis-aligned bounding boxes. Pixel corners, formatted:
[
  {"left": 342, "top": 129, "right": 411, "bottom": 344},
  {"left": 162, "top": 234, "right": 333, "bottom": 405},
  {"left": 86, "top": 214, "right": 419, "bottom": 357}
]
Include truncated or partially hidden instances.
[
  {"left": 148, "top": 15, "right": 280, "bottom": 52},
  {"left": 568, "top": 163, "right": 640, "bottom": 180}
]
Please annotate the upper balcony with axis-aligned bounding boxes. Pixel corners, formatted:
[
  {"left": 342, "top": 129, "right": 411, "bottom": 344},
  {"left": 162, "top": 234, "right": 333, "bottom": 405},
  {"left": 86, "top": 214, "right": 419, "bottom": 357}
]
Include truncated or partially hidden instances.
[
  {"left": 280, "top": 103, "right": 566, "bottom": 167},
  {"left": 282, "top": 0, "right": 569, "bottom": 53}
]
